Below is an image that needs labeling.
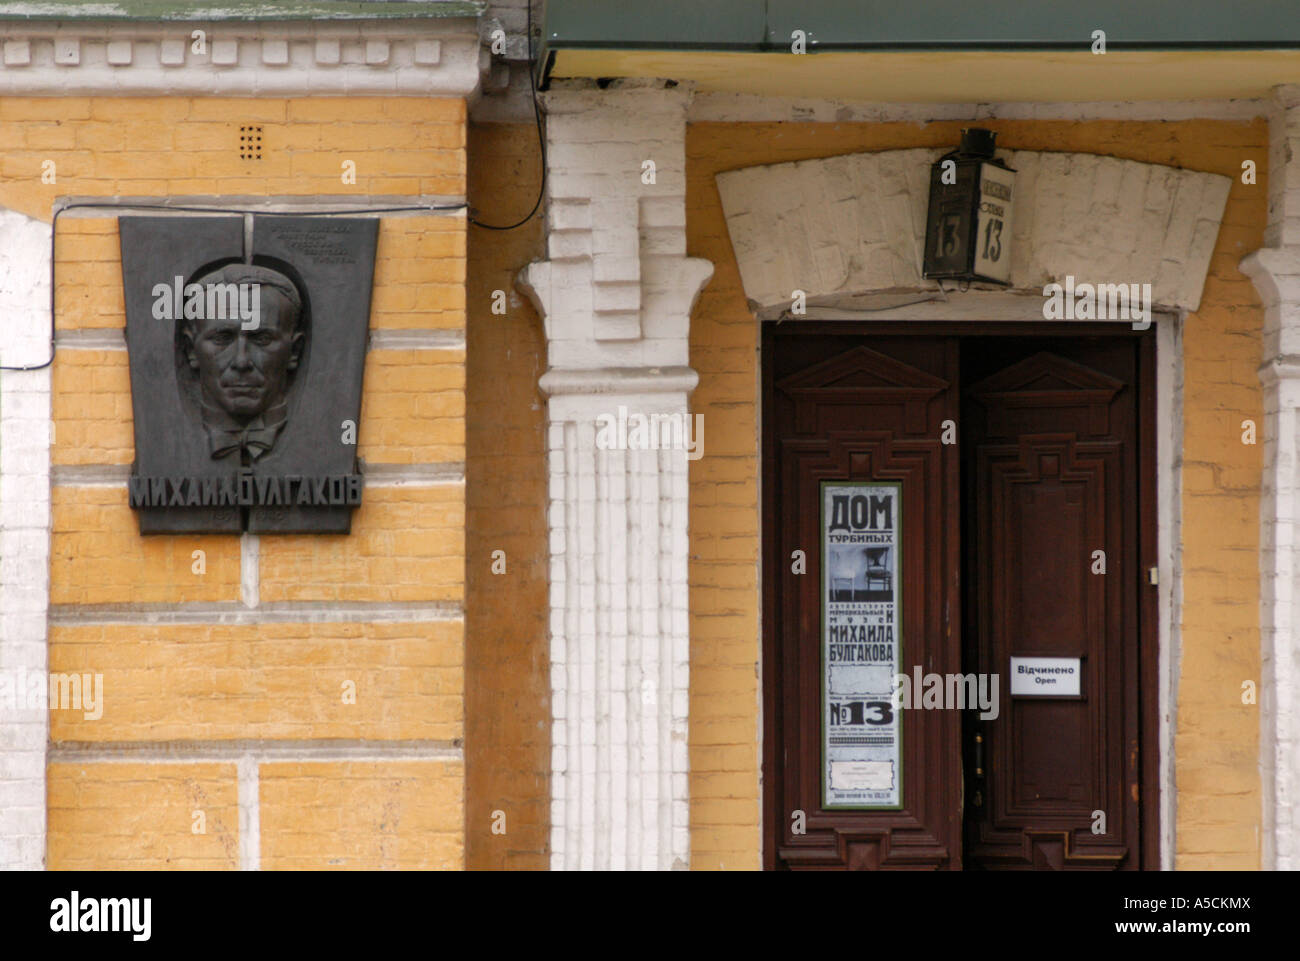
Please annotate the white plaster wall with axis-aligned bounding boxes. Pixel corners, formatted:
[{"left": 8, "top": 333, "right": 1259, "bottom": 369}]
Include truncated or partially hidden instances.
[
  {"left": 1241, "top": 85, "right": 1300, "bottom": 866},
  {"left": 0, "top": 207, "right": 52, "bottom": 870}
]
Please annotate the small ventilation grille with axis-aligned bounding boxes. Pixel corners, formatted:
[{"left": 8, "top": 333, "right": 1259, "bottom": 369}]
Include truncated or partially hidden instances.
[{"left": 239, "top": 125, "right": 263, "bottom": 160}]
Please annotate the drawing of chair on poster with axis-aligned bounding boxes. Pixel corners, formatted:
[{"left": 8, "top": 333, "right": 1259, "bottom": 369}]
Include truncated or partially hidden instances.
[
  {"left": 828, "top": 546, "right": 859, "bottom": 603},
  {"left": 863, "top": 547, "right": 892, "bottom": 600}
]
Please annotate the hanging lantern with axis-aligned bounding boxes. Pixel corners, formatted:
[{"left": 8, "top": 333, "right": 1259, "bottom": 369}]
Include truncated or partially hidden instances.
[{"left": 923, "top": 128, "right": 1016, "bottom": 285}]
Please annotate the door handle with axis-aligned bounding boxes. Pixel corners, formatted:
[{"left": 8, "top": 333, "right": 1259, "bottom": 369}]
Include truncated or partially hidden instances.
[{"left": 972, "top": 732, "right": 985, "bottom": 807}]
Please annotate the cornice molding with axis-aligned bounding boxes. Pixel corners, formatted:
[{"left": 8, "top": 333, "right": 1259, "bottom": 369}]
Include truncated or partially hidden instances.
[{"left": 0, "top": 19, "right": 484, "bottom": 95}]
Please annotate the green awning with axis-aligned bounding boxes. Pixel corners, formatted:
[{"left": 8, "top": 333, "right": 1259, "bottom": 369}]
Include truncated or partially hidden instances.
[{"left": 542, "top": 0, "right": 1300, "bottom": 52}]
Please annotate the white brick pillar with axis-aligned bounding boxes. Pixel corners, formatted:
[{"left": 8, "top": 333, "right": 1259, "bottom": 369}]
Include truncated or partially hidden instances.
[
  {"left": 1241, "top": 83, "right": 1300, "bottom": 871},
  {"left": 0, "top": 208, "right": 53, "bottom": 870},
  {"left": 519, "top": 80, "right": 712, "bottom": 870}
]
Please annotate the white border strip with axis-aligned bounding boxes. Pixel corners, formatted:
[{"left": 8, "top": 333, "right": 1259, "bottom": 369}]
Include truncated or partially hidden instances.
[
  {"left": 48, "top": 601, "right": 464, "bottom": 625},
  {"left": 1157, "top": 314, "right": 1183, "bottom": 872},
  {"left": 49, "top": 740, "right": 463, "bottom": 761},
  {"left": 237, "top": 754, "right": 260, "bottom": 872}
]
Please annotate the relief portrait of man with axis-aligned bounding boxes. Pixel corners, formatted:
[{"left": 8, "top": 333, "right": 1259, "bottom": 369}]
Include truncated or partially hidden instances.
[{"left": 180, "top": 263, "right": 306, "bottom": 463}]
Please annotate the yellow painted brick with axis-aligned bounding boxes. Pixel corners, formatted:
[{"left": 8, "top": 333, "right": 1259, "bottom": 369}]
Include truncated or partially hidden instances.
[
  {"left": 690, "top": 702, "right": 760, "bottom": 739},
  {"left": 163, "top": 178, "right": 222, "bottom": 194},
  {"left": 688, "top": 825, "right": 761, "bottom": 855},
  {"left": 172, "top": 123, "right": 251, "bottom": 152},
  {"left": 259, "top": 761, "right": 464, "bottom": 869},
  {"left": 49, "top": 620, "right": 464, "bottom": 742},
  {"left": 260, "top": 122, "right": 328, "bottom": 152},
  {"left": 359, "top": 177, "right": 424, "bottom": 195},
  {"left": 404, "top": 229, "right": 467, "bottom": 259},
  {"left": 89, "top": 98, "right": 192, "bottom": 123},
  {"left": 55, "top": 261, "right": 126, "bottom": 328},
  {"left": 692, "top": 798, "right": 760, "bottom": 826},
  {"left": 419, "top": 175, "right": 466, "bottom": 196},
  {"left": 287, "top": 149, "right": 459, "bottom": 181},
  {"left": 54, "top": 215, "right": 117, "bottom": 235},
  {"left": 692, "top": 770, "right": 761, "bottom": 800},
  {"left": 357, "top": 351, "right": 466, "bottom": 464},
  {"left": 0, "top": 97, "right": 468, "bottom": 226},
  {"left": 319, "top": 123, "right": 424, "bottom": 151},
  {"left": 110, "top": 179, "right": 171, "bottom": 196},
  {"left": 1, "top": 149, "right": 62, "bottom": 178},
  {"left": 24, "top": 124, "right": 79, "bottom": 151},
  {"left": 55, "top": 284, "right": 126, "bottom": 332},
  {"left": 212, "top": 177, "right": 273, "bottom": 194},
  {"left": 366, "top": 356, "right": 465, "bottom": 393},
  {"left": 94, "top": 149, "right": 196, "bottom": 180},
  {"left": 186, "top": 99, "right": 289, "bottom": 123},
  {"left": 286, "top": 98, "right": 393, "bottom": 123},
  {"left": 188, "top": 150, "right": 277, "bottom": 179},
  {"left": 258, "top": 485, "right": 464, "bottom": 603},
  {"left": 373, "top": 282, "right": 466, "bottom": 326},
  {"left": 359, "top": 420, "right": 464, "bottom": 464},
  {"left": 1, "top": 98, "right": 91, "bottom": 121},
  {"left": 50, "top": 486, "right": 241, "bottom": 604},
  {"left": 374, "top": 255, "right": 466, "bottom": 286},
  {"left": 382, "top": 97, "right": 466, "bottom": 124},
  {"left": 117, "top": 125, "right": 176, "bottom": 153},
  {"left": 54, "top": 225, "right": 121, "bottom": 263},
  {"left": 74, "top": 123, "right": 128, "bottom": 151},
  {"left": 47, "top": 763, "right": 238, "bottom": 870},
  {"left": 51, "top": 350, "right": 134, "bottom": 463}
]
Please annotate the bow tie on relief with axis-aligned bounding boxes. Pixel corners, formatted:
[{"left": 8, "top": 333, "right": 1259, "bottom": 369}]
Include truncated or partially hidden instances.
[
  {"left": 201, "top": 401, "right": 288, "bottom": 461},
  {"left": 209, "top": 424, "right": 280, "bottom": 460}
]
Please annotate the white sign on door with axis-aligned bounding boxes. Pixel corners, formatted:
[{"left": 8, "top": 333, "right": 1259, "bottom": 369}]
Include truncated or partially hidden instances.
[{"left": 1010, "top": 656, "right": 1081, "bottom": 696}]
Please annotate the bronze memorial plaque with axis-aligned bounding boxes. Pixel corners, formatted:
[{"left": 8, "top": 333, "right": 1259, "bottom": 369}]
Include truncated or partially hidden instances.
[{"left": 119, "top": 215, "right": 378, "bottom": 534}]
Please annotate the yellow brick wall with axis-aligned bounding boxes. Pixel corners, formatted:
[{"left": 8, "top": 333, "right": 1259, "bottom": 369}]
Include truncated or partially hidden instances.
[
  {"left": 2, "top": 97, "right": 467, "bottom": 870},
  {"left": 48, "top": 621, "right": 463, "bottom": 742},
  {"left": 259, "top": 761, "right": 463, "bottom": 870},
  {"left": 0, "top": 96, "right": 465, "bottom": 222},
  {"left": 48, "top": 763, "right": 239, "bottom": 870},
  {"left": 686, "top": 118, "right": 1266, "bottom": 870}
]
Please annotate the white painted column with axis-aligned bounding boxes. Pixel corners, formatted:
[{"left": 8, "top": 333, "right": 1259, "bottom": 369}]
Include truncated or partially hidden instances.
[
  {"left": 519, "top": 81, "right": 712, "bottom": 870},
  {"left": 1241, "top": 83, "right": 1300, "bottom": 871},
  {"left": 0, "top": 209, "right": 53, "bottom": 870}
]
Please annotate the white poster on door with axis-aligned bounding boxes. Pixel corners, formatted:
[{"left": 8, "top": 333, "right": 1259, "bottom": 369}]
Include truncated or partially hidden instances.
[{"left": 821, "top": 481, "right": 902, "bottom": 809}]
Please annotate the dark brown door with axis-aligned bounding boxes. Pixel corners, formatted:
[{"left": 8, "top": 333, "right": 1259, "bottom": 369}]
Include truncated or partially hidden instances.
[
  {"left": 961, "top": 336, "right": 1146, "bottom": 870},
  {"left": 764, "top": 331, "right": 964, "bottom": 870},
  {"left": 762, "top": 324, "right": 1158, "bottom": 871}
]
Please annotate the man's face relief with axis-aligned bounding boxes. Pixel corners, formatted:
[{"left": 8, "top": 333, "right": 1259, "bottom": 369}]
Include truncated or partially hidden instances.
[{"left": 188, "top": 289, "right": 302, "bottom": 420}]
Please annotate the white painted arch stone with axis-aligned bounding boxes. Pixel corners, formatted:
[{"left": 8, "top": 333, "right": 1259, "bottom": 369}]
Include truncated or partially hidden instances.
[{"left": 716, "top": 148, "right": 1231, "bottom": 314}]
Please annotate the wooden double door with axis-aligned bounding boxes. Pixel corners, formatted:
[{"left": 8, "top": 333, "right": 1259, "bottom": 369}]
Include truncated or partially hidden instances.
[{"left": 762, "top": 323, "right": 1158, "bottom": 870}]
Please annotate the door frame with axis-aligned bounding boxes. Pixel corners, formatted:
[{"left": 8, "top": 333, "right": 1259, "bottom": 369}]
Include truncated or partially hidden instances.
[{"left": 760, "top": 318, "right": 1171, "bottom": 870}]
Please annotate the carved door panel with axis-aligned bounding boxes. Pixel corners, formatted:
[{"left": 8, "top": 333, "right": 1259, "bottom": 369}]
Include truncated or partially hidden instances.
[
  {"left": 763, "top": 325, "right": 1156, "bottom": 871},
  {"left": 763, "top": 331, "right": 963, "bottom": 869},
  {"left": 961, "top": 338, "right": 1145, "bottom": 870}
]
